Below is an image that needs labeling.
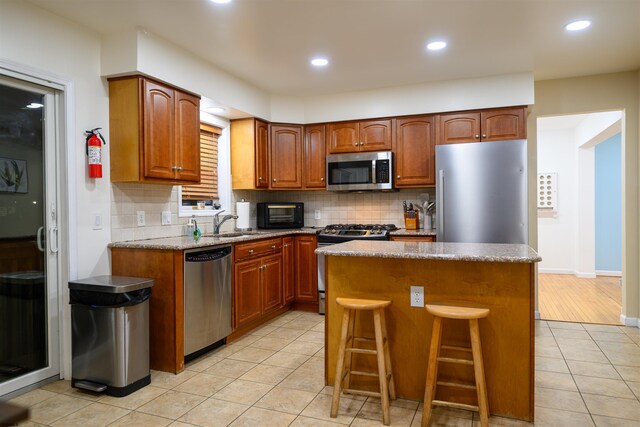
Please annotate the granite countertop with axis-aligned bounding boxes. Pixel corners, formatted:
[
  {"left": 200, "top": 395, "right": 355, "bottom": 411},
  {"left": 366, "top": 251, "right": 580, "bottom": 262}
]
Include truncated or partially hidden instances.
[
  {"left": 389, "top": 228, "right": 437, "bottom": 236},
  {"left": 108, "top": 228, "right": 318, "bottom": 250},
  {"left": 315, "top": 240, "right": 541, "bottom": 263}
]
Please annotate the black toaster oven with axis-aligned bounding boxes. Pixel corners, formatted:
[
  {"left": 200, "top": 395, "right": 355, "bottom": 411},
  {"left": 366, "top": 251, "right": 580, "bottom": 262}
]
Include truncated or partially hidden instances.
[{"left": 257, "top": 202, "right": 304, "bottom": 229}]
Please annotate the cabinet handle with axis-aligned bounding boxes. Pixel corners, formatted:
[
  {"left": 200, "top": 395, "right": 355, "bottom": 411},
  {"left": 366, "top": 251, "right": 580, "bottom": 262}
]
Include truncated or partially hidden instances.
[
  {"left": 273, "top": 178, "right": 277, "bottom": 182},
  {"left": 397, "top": 175, "right": 401, "bottom": 179},
  {"left": 248, "top": 249, "right": 254, "bottom": 254},
  {"left": 259, "top": 176, "right": 263, "bottom": 180},
  {"left": 283, "top": 244, "right": 289, "bottom": 247},
  {"left": 172, "top": 166, "right": 183, "bottom": 171},
  {"left": 271, "top": 245, "right": 276, "bottom": 249},
  {"left": 359, "top": 142, "right": 364, "bottom": 146},
  {"left": 320, "top": 177, "right": 324, "bottom": 181},
  {"left": 482, "top": 134, "right": 487, "bottom": 138},
  {"left": 474, "top": 134, "right": 480, "bottom": 139},
  {"left": 353, "top": 143, "right": 358, "bottom": 147}
]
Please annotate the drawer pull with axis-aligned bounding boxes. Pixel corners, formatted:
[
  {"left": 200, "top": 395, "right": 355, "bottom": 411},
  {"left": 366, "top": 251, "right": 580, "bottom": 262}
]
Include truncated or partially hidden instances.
[
  {"left": 248, "top": 249, "right": 254, "bottom": 254},
  {"left": 320, "top": 177, "right": 325, "bottom": 181},
  {"left": 482, "top": 134, "right": 487, "bottom": 138},
  {"left": 271, "top": 245, "right": 276, "bottom": 249}
]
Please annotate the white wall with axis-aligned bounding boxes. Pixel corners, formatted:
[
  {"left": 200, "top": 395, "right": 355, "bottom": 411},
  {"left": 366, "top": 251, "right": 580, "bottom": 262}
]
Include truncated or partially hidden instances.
[{"left": 537, "top": 127, "right": 577, "bottom": 273}]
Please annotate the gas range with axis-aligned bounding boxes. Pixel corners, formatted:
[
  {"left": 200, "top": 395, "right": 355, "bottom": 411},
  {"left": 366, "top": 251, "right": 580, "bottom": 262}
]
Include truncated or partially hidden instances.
[{"left": 317, "top": 223, "right": 398, "bottom": 243}]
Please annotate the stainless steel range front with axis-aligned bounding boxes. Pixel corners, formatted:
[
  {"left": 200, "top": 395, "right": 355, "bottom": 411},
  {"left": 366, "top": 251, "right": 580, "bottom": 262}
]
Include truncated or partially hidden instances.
[{"left": 316, "top": 224, "right": 397, "bottom": 314}]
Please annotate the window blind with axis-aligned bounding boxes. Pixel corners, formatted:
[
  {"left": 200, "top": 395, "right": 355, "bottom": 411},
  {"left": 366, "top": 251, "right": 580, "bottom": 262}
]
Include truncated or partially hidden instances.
[{"left": 182, "top": 123, "right": 221, "bottom": 200}]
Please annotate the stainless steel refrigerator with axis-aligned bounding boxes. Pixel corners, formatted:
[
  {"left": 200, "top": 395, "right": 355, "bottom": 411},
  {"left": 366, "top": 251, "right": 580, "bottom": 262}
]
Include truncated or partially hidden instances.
[{"left": 436, "top": 139, "right": 528, "bottom": 244}]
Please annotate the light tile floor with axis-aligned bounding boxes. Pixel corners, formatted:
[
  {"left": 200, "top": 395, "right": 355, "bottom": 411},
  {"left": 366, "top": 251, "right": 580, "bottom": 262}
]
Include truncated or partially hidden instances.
[{"left": 9, "top": 311, "right": 640, "bottom": 426}]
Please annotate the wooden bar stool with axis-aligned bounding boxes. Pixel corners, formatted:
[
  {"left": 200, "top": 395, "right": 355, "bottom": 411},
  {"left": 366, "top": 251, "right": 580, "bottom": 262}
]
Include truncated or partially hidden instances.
[
  {"left": 422, "top": 303, "right": 490, "bottom": 427},
  {"left": 331, "top": 297, "right": 396, "bottom": 425}
]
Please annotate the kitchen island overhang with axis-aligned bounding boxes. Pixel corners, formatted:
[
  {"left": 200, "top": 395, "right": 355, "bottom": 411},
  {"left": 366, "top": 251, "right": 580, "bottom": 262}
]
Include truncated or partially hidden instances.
[{"left": 316, "top": 240, "right": 541, "bottom": 422}]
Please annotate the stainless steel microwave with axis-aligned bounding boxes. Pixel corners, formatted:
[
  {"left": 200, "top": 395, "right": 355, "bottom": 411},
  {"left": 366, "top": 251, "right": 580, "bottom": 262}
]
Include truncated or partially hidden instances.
[
  {"left": 257, "top": 202, "right": 304, "bottom": 229},
  {"left": 326, "top": 151, "right": 393, "bottom": 191}
]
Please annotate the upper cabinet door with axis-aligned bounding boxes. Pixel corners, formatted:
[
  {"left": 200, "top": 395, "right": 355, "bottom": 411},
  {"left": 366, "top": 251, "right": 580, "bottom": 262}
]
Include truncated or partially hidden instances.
[
  {"left": 394, "top": 116, "right": 435, "bottom": 187},
  {"left": 255, "top": 120, "right": 270, "bottom": 188},
  {"left": 304, "top": 124, "right": 326, "bottom": 188},
  {"left": 174, "top": 91, "right": 200, "bottom": 182},
  {"left": 143, "top": 80, "right": 175, "bottom": 179},
  {"left": 481, "top": 108, "right": 526, "bottom": 141},
  {"left": 359, "top": 119, "right": 392, "bottom": 151},
  {"left": 327, "top": 122, "right": 358, "bottom": 154},
  {"left": 270, "top": 124, "right": 303, "bottom": 189},
  {"left": 436, "top": 112, "right": 481, "bottom": 145}
]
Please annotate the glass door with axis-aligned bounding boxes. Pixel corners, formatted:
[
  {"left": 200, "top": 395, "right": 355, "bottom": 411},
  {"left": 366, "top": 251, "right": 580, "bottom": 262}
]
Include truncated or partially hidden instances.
[{"left": 0, "top": 76, "right": 60, "bottom": 395}]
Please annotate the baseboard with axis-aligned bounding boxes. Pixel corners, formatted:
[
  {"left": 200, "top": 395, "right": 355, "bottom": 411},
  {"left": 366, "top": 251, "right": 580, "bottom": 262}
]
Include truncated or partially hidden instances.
[
  {"left": 576, "top": 272, "right": 597, "bottom": 279},
  {"left": 534, "top": 310, "right": 541, "bottom": 320},
  {"left": 620, "top": 314, "right": 639, "bottom": 328},
  {"left": 538, "top": 268, "right": 575, "bottom": 275},
  {"left": 596, "top": 270, "right": 622, "bottom": 277}
]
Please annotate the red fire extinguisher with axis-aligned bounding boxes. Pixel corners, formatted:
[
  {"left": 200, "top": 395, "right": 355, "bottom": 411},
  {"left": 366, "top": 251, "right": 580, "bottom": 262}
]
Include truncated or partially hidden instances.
[{"left": 85, "top": 128, "right": 106, "bottom": 178}]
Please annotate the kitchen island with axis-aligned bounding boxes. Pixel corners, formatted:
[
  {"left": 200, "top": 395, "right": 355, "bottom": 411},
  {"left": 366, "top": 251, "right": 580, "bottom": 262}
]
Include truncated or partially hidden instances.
[{"left": 316, "top": 240, "right": 540, "bottom": 422}]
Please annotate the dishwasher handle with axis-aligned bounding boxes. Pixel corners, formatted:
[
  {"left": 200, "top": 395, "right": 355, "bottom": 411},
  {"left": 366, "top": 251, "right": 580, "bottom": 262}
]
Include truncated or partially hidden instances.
[{"left": 185, "top": 246, "right": 232, "bottom": 262}]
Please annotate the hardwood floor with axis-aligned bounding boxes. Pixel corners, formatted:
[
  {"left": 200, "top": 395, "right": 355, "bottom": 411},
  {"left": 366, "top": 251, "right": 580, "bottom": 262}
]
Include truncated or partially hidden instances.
[{"left": 538, "top": 273, "right": 622, "bottom": 325}]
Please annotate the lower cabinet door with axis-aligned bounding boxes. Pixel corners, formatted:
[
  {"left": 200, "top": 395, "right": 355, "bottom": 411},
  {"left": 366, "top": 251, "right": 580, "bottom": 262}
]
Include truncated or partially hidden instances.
[
  {"left": 234, "top": 260, "right": 262, "bottom": 327},
  {"left": 282, "top": 237, "right": 295, "bottom": 304},
  {"left": 295, "top": 236, "right": 318, "bottom": 302},
  {"left": 261, "top": 254, "right": 283, "bottom": 313}
]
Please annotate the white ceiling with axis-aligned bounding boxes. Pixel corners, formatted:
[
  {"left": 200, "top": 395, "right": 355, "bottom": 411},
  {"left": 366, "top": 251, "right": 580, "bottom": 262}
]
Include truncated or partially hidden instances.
[{"left": 29, "top": 0, "right": 640, "bottom": 97}]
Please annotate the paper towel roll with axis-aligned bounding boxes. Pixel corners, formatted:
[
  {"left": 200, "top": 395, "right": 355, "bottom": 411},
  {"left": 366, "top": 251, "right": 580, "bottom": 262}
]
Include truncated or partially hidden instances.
[{"left": 236, "top": 201, "right": 251, "bottom": 230}]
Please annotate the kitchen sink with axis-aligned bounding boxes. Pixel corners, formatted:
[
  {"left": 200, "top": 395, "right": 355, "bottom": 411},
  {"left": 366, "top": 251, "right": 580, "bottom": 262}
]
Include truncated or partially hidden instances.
[{"left": 207, "top": 231, "right": 264, "bottom": 238}]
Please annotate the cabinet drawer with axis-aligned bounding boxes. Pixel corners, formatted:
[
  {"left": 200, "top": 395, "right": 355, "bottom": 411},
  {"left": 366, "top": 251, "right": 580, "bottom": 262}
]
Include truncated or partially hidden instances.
[{"left": 234, "top": 238, "right": 282, "bottom": 261}]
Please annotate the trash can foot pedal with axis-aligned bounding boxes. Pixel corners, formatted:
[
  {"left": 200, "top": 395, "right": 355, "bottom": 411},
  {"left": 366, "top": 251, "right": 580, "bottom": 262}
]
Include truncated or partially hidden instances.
[{"left": 74, "top": 380, "right": 107, "bottom": 393}]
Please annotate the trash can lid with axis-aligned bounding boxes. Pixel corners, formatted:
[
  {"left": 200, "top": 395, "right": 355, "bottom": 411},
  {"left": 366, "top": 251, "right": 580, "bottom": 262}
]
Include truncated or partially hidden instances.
[{"left": 68, "top": 275, "right": 154, "bottom": 293}]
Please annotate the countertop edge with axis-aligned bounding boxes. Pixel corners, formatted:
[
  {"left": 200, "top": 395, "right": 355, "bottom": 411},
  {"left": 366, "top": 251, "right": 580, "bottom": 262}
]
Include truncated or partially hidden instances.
[{"left": 108, "top": 228, "right": 318, "bottom": 250}]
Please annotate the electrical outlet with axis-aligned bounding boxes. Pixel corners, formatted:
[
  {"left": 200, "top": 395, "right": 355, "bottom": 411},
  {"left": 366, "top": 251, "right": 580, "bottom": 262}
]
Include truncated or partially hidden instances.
[
  {"left": 410, "top": 286, "right": 424, "bottom": 307},
  {"left": 161, "top": 211, "right": 171, "bottom": 225},
  {"left": 314, "top": 210, "right": 321, "bottom": 220},
  {"left": 136, "top": 211, "right": 145, "bottom": 227}
]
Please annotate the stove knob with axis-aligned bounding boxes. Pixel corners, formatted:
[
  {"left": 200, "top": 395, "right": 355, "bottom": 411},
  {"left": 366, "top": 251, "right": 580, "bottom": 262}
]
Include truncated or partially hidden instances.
[{"left": 330, "top": 229, "right": 337, "bottom": 234}]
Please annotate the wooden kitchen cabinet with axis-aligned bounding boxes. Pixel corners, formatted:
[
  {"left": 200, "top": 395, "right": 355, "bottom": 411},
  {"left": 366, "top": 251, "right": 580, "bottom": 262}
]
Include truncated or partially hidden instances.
[
  {"left": 282, "top": 236, "right": 295, "bottom": 304},
  {"left": 294, "top": 235, "right": 318, "bottom": 303},
  {"left": 109, "top": 76, "right": 201, "bottom": 184},
  {"left": 230, "top": 118, "right": 270, "bottom": 189},
  {"left": 233, "top": 238, "right": 284, "bottom": 329},
  {"left": 111, "top": 247, "right": 185, "bottom": 373},
  {"left": 304, "top": 124, "right": 326, "bottom": 188},
  {"left": 393, "top": 115, "right": 435, "bottom": 187},
  {"left": 327, "top": 119, "right": 392, "bottom": 154},
  {"left": 270, "top": 124, "right": 303, "bottom": 189},
  {"left": 436, "top": 107, "right": 526, "bottom": 145}
]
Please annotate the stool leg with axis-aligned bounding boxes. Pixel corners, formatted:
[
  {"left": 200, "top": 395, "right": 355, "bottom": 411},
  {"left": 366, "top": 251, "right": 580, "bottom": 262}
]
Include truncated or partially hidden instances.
[
  {"left": 331, "top": 308, "right": 352, "bottom": 418},
  {"left": 470, "top": 319, "right": 489, "bottom": 427},
  {"left": 422, "top": 316, "right": 442, "bottom": 427},
  {"left": 343, "top": 306, "right": 356, "bottom": 390},
  {"left": 373, "top": 308, "right": 391, "bottom": 426},
  {"left": 379, "top": 308, "right": 396, "bottom": 400}
]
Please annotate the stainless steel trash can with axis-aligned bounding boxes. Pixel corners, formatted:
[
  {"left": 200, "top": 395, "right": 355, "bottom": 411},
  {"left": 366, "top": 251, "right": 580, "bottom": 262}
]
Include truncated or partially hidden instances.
[{"left": 69, "top": 275, "right": 153, "bottom": 397}]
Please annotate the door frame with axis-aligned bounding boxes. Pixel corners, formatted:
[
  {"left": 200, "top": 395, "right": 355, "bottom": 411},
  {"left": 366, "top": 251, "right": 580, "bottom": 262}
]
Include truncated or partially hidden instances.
[{"left": 0, "top": 59, "right": 78, "bottom": 386}]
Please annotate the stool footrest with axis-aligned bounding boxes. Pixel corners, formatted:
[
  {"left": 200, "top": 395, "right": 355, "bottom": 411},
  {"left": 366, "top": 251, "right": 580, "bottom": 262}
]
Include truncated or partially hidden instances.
[
  {"left": 441, "top": 345, "right": 472, "bottom": 353},
  {"left": 432, "top": 400, "right": 479, "bottom": 412},
  {"left": 437, "top": 356, "right": 474, "bottom": 365},
  {"left": 346, "top": 347, "right": 377, "bottom": 355},
  {"left": 437, "top": 380, "right": 477, "bottom": 390},
  {"left": 343, "top": 388, "right": 382, "bottom": 398},
  {"left": 350, "top": 370, "right": 379, "bottom": 378}
]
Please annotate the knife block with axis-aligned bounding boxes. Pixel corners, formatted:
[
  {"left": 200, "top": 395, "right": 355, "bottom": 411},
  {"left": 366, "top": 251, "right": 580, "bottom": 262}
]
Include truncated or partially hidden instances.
[{"left": 404, "top": 213, "right": 419, "bottom": 230}]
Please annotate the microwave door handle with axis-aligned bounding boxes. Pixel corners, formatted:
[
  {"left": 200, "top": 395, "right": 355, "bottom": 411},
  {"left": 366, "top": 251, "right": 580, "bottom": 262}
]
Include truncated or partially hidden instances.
[{"left": 371, "top": 160, "right": 377, "bottom": 184}]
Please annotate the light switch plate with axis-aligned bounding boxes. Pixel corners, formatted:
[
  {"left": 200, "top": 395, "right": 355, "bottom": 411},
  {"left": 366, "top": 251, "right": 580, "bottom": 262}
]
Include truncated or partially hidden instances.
[
  {"left": 162, "top": 211, "right": 171, "bottom": 225},
  {"left": 92, "top": 213, "right": 102, "bottom": 230},
  {"left": 410, "top": 286, "right": 424, "bottom": 307},
  {"left": 136, "top": 211, "right": 145, "bottom": 227}
]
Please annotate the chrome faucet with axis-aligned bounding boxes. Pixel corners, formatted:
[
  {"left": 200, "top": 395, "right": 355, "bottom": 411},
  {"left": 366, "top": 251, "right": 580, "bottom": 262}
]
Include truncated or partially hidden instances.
[{"left": 213, "top": 210, "right": 238, "bottom": 235}]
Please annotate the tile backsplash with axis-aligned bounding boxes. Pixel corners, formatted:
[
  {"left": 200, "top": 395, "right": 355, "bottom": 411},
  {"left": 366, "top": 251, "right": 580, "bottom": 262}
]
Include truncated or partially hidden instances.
[{"left": 111, "top": 183, "right": 435, "bottom": 242}]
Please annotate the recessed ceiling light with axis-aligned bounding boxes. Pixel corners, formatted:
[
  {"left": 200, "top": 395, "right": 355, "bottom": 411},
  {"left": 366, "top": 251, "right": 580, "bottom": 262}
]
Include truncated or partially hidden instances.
[
  {"left": 426, "top": 41, "right": 447, "bottom": 51},
  {"left": 311, "top": 58, "right": 329, "bottom": 67},
  {"left": 210, "top": 0, "right": 232, "bottom": 3},
  {"left": 26, "top": 102, "right": 44, "bottom": 109},
  {"left": 565, "top": 20, "right": 591, "bottom": 31},
  {"left": 205, "top": 107, "right": 226, "bottom": 114}
]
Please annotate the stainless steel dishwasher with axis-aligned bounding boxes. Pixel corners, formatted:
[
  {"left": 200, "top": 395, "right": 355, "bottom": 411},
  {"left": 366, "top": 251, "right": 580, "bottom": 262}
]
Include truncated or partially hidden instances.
[{"left": 183, "top": 245, "right": 232, "bottom": 360}]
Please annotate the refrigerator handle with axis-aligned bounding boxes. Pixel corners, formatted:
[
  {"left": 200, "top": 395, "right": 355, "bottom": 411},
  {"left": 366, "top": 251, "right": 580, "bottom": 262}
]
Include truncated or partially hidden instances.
[{"left": 437, "top": 170, "right": 444, "bottom": 240}]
